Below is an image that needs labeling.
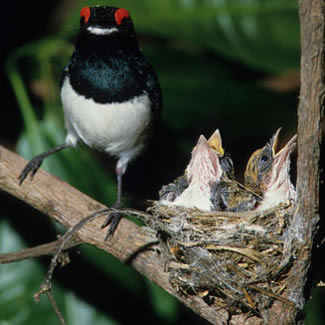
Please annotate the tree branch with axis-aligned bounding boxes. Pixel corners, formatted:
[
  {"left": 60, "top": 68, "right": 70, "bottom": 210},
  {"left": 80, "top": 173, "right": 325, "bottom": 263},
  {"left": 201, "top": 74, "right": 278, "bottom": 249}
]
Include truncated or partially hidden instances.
[
  {"left": 2, "top": 143, "right": 292, "bottom": 324},
  {"left": 0, "top": 145, "right": 234, "bottom": 324},
  {"left": 267, "top": 1, "right": 324, "bottom": 323},
  {"left": 0, "top": 237, "right": 81, "bottom": 264}
]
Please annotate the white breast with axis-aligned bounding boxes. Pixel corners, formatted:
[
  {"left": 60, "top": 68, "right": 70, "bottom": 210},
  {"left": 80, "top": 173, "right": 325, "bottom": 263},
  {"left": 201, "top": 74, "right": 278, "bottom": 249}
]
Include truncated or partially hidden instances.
[
  {"left": 172, "top": 183, "right": 212, "bottom": 211},
  {"left": 61, "top": 77, "right": 152, "bottom": 161},
  {"left": 160, "top": 181, "right": 212, "bottom": 211},
  {"left": 256, "top": 184, "right": 296, "bottom": 210}
]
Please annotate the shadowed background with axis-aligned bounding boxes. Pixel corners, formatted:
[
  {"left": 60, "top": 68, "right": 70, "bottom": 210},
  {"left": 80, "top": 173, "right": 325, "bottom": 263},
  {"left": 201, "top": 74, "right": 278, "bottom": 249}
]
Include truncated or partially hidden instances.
[{"left": 0, "top": 0, "right": 323, "bottom": 324}]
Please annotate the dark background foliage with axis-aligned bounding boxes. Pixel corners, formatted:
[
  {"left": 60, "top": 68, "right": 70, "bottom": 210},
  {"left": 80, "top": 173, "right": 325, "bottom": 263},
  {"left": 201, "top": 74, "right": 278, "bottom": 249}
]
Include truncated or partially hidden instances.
[{"left": 0, "top": 0, "right": 323, "bottom": 324}]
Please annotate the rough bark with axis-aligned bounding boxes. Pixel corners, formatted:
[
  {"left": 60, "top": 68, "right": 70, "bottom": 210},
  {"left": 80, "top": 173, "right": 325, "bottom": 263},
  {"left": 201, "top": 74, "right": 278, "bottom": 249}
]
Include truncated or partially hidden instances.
[
  {"left": 268, "top": 0, "right": 324, "bottom": 323},
  {"left": 274, "top": 0, "right": 325, "bottom": 322}
]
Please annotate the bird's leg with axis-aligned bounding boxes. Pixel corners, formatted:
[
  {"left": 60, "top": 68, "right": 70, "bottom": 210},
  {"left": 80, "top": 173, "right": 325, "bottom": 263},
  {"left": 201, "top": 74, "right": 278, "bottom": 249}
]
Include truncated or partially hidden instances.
[
  {"left": 101, "top": 167, "right": 124, "bottom": 240},
  {"left": 18, "top": 143, "right": 72, "bottom": 185},
  {"left": 115, "top": 170, "right": 123, "bottom": 209}
]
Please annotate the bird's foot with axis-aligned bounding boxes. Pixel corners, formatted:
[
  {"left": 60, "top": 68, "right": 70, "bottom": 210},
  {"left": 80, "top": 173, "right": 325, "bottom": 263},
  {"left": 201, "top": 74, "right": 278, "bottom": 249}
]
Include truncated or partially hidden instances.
[
  {"left": 18, "top": 155, "right": 44, "bottom": 185},
  {"left": 101, "top": 204, "right": 123, "bottom": 240}
]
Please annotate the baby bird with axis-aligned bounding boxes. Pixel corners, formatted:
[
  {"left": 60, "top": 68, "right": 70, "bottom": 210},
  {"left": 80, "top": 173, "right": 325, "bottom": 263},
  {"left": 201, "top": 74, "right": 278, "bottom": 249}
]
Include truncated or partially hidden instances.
[
  {"left": 244, "top": 129, "right": 297, "bottom": 210},
  {"left": 159, "top": 134, "right": 223, "bottom": 211},
  {"left": 209, "top": 130, "right": 259, "bottom": 212},
  {"left": 211, "top": 179, "right": 259, "bottom": 212},
  {"left": 160, "top": 129, "right": 257, "bottom": 213},
  {"left": 256, "top": 132, "right": 297, "bottom": 210},
  {"left": 244, "top": 129, "right": 280, "bottom": 196},
  {"left": 207, "top": 129, "right": 234, "bottom": 179}
]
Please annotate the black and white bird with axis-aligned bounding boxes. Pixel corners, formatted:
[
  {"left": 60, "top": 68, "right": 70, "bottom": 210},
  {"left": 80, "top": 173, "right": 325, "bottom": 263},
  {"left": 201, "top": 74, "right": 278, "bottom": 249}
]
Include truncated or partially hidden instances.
[{"left": 18, "top": 6, "right": 162, "bottom": 238}]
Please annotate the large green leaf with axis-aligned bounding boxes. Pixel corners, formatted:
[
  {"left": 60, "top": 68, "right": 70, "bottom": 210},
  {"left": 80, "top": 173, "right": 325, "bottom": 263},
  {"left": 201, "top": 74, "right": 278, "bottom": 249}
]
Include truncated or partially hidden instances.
[
  {"left": 61, "top": 0, "right": 299, "bottom": 74},
  {"left": 0, "top": 221, "right": 116, "bottom": 325}
]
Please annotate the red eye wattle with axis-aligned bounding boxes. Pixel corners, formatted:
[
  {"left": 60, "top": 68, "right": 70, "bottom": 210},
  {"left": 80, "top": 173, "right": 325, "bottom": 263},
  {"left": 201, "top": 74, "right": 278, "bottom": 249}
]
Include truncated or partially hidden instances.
[
  {"left": 80, "top": 7, "right": 91, "bottom": 24},
  {"left": 115, "top": 8, "right": 129, "bottom": 26}
]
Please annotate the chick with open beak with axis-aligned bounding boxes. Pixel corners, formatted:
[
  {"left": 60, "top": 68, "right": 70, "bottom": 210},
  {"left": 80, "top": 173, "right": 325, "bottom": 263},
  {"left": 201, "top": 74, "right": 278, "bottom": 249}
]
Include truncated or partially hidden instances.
[
  {"left": 257, "top": 132, "right": 297, "bottom": 210},
  {"left": 244, "top": 129, "right": 297, "bottom": 210},
  {"left": 244, "top": 129, "right": 280, "bottom": 195},
  {"left": 207, "top": 129, "right": 234, "bottom": 179},
  {"left": 209, "top": 130, "right": 259, "bottom": 212},
  {"left": 159, "top": 134, "right": 223, "bottom": 211}
]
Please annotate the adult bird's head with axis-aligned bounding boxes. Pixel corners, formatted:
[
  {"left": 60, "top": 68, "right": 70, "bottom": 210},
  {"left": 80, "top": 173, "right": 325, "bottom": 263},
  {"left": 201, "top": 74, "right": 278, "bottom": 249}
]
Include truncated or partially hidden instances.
[{"left": 78, "top": 7, "right": 137, "bottom": 51}]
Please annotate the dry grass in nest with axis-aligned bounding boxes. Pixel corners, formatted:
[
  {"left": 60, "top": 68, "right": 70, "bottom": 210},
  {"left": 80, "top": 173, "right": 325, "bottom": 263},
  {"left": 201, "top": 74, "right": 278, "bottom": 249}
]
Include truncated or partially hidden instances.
[{"left": 145, "top": 202, "right": 296, "bottom": 317}]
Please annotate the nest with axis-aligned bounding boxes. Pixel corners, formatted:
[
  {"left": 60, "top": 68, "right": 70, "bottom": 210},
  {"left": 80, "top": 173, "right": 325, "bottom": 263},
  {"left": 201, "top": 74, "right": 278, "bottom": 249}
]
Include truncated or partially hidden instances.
[{"left": 145, "top": 201, "right": 296, "bottom": 317}]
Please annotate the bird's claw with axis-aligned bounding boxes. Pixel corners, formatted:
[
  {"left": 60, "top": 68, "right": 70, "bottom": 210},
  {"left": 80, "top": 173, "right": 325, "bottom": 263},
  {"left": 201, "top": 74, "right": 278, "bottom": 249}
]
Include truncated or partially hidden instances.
[
  {"left": 18, "top": 156, "right": 44, "bottom": 185},
  {"left": 101, "top": 207, "right": 122, "bottom": 240}
]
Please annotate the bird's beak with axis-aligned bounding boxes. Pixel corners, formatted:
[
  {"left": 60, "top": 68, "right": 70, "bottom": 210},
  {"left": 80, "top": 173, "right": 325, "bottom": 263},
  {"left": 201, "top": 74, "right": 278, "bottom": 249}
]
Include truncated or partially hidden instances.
[
  {"left": 197, "top": 134, "right": 209, "bottom": 147},
  {"left": 260, "top": 132, "right": 297, "bottom": 192},
  {"left": 193, "top": 135, "right": 213, "bottom": 158},
  {"left": 185, "top": 135, "right": 209, "bottom": 175},
  {"left": 270, "top": 128, "right": 282, "bottom": 155},
  {"left": 186, "top": 134, "right": 222, "bottom": 182},
  {"left": 208, "top": 129, "right": 225, "bottom": 157},
  {"left": 273, "top": 133, "right": 297, "bottom": 167}
]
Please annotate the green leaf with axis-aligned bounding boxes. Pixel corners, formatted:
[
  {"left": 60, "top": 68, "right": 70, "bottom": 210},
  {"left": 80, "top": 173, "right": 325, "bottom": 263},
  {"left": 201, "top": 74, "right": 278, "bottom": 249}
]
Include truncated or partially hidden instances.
[
  {"left": 0, "top": 221, "right": 115, "bottom": 325},
  {"left": 79, "top": 245, "right": 143, "bottom": 296},
  {"left": 145, "top": 280, "right": 179, "bottom": 323},
  {"left": 305, "top": 287, "right": 324, "bottom": 325},
  {"left": 62, "top": 0, "right": 299, "bottom": 74},
  {"left": 64, "top": 292, "right": 117, "bottom": 325}
]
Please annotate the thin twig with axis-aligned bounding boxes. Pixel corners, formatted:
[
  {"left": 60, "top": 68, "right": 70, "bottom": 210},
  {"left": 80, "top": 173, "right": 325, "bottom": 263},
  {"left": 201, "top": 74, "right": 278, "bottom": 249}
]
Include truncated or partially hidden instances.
[
  {"left": 46, "top": 290, "right": 66, "bottom": 325},
  {"left": 34, "top": 286, "right": 66, "bottom": 325},
  {"left": 248, "top": 285, "right": 295, "bottom": 308},
  {"left": 0, "top": 238, "right": 82, "bottom": 264},
  {"left": 41, "top": 209, "right": 112, "bottom": 292},
  {"left": 34, "top": 209, "right": 114, "bottom": 325}
]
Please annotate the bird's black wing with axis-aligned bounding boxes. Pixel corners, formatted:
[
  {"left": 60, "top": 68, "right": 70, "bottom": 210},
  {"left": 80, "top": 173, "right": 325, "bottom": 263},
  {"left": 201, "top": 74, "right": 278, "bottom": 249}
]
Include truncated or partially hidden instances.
[
  {"left": 59, "top": 51, "right": 77, "bottom": 89},
  {"left": 133, "top": 52, "right": 162, "bottom": 115}
]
